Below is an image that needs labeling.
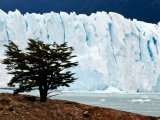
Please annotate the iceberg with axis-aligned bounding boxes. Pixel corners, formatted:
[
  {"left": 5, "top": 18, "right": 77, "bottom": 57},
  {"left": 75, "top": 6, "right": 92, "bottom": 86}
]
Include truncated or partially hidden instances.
[{"left": 0, "top": 10, "right": 160, "bottom": 93}]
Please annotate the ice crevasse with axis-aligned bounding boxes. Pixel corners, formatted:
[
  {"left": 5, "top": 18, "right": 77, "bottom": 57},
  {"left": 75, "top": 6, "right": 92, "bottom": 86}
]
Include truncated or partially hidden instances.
[{"left": 0, "top": 9, "right": 160, "bottom": 93}]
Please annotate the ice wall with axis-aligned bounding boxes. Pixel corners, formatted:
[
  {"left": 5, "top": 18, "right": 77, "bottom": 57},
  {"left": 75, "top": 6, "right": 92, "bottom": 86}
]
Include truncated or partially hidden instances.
[{"left": 0, "top": 10, "right": 160, "bottom": 93}]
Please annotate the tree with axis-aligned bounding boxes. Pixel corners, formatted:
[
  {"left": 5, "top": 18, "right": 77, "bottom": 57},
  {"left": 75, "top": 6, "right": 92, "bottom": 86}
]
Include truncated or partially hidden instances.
[{"left": 2, "top": 39, "right": 78, "bottom": 102}]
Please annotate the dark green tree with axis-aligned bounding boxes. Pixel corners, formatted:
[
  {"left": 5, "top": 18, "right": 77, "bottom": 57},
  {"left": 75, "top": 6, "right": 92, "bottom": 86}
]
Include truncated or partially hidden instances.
[{"left": 2, "top": 39, "right": 78, "bottom": 102}]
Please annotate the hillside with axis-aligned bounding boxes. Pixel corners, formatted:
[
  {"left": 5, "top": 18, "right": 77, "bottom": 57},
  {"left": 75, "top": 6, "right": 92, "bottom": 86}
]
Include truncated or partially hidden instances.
[{"left": 0, "top": 93, "right": 159, "bottom": 120}]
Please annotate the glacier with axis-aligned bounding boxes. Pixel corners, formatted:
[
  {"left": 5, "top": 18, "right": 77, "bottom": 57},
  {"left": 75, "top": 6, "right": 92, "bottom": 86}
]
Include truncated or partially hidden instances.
[{"left": 0, "top": 9, "right": 160, "bottom": 93}]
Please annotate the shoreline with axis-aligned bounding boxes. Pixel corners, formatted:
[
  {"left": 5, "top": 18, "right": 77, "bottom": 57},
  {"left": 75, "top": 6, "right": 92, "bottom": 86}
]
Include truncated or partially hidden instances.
[{"left": 0, "top": 93, "right": 159, "bottom": 120}]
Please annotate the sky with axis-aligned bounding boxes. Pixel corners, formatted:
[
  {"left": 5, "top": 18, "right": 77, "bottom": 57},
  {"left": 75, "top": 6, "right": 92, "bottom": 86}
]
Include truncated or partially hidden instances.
[{"left": 0, "top": 0, "right": 160, "bottom": 23}]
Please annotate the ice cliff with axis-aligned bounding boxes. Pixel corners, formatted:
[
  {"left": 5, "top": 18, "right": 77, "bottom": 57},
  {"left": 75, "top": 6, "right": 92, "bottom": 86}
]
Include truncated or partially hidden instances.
[{"left": 0, "top": 10, "right": 160, "bottom": 93}]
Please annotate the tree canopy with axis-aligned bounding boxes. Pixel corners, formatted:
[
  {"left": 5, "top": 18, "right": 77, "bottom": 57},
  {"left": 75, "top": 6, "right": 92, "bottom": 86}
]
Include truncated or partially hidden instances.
[{"left": 2, "top": 39, "right": 78, "bottom": 102}]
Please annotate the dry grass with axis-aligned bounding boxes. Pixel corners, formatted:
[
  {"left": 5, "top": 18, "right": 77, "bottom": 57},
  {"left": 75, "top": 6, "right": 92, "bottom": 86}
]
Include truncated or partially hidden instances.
[{"left": 0, "top": 93, "right": 159, "bottom": 120}]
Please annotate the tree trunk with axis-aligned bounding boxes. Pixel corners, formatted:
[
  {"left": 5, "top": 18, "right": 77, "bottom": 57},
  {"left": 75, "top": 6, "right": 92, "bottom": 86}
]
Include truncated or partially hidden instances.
[{"left": 39, "top": 85, "right": 48, "bottom": 102}]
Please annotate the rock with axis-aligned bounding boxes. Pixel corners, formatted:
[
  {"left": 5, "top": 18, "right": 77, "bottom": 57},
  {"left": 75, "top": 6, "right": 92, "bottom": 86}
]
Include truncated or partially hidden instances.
[{"left": 83, "top": 111, "right": 90, "bottom": 117}]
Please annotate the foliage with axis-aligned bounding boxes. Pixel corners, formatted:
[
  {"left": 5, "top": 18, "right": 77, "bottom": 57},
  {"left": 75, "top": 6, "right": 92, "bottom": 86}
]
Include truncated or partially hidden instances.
[{"left": 2, "top": 39, "right": 78, "bottom": 102}]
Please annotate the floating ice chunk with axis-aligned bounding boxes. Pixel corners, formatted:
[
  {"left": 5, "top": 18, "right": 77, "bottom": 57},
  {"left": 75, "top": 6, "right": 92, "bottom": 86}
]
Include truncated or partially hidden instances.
[
  {"left": 103, "top": 87, "right": 123, "bottom": 93},
  {"left": 130, "top": 99, "right": 151, "bottom": 103},
  {"left": 100, "top": 99, "right": 106, "bottom": 102},
  {"left": 140, "top": 95, "right": 148, "bottom": 99}
]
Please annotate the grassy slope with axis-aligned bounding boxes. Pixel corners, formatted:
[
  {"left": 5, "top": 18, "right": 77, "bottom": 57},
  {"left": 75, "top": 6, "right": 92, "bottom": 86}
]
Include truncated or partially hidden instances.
[{"left": 0, "top": 93, "right": 159, "bottom": 120}]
